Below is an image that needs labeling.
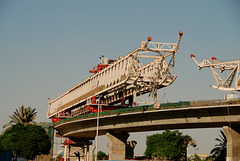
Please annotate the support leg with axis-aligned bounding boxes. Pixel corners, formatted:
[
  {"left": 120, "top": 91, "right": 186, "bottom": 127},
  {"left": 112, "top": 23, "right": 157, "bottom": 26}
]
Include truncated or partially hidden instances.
[
  {"left": 133, "top": 88, "right": 137, "bottom": 106},
  {"left": 84, "top": 145, "right": 88, "bottom": 161},
  {"left": 64, "top": 145, "right": 69, "bottom": 161},
  {"left": 223, "top": 126, "right": 240, "bottom": 161},
  {"left": 89, "top": 145, "right": 96, "bottom": 161},
  {"left": 106, "top": 132, "right": 129, "bottom": 160}
]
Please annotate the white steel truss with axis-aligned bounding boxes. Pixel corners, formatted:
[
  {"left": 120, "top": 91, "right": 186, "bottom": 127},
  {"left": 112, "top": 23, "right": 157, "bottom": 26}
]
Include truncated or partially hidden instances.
[
  {"left": 47, "top": 32, "right": 183, "bottom": 118},
  {"left": 190, "top": 54, "right": 240, "bottom": 92}
]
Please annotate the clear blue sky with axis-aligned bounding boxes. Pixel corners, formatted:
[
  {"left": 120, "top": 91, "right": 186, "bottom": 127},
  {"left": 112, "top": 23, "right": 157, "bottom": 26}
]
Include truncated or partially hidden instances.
[{"left": 1, "top": 0, "right": 240, "bottom": 156}]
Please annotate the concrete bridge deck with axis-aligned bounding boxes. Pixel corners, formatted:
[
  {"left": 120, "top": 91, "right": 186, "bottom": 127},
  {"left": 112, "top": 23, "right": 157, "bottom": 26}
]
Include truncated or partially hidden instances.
[
  {"left": 56, "top": 103, "right": 240, "bottom": 138},
  {"left": 55, "top": 100, "right": 240, "bottom": 161}
]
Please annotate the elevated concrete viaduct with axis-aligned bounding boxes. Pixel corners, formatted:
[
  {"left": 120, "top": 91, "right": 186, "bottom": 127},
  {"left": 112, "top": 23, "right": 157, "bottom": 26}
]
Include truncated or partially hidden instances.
[{"left": 56, "top": 104, "right": 240, "bottom": 160}]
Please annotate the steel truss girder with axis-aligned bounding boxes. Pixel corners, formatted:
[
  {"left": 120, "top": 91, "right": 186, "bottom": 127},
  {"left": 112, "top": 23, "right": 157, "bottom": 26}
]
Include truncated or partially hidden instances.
[
  {"left": 191, "top": 54, "right": 240, "bottom": 92},
  {"left": 104, "top": 33, "right": 182, "bottom": 106},
  {"left": 48, "top": 32, "right": 183, "bottom": 118}
]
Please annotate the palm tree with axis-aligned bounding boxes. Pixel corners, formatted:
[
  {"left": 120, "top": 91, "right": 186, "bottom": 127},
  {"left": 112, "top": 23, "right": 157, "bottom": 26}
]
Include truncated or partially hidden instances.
[
  {"left": 2, "top": 106, "right": 37, "bottom": 134},
  {"left": 210, "top": 130, "right": 227, "bottom": 160}
]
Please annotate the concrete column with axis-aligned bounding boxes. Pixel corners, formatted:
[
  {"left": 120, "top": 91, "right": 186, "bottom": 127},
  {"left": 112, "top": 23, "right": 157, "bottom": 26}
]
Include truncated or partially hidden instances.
[
  {"left": 84, "top": 145, "right": 88, "bottom": 161},
  {"left": 106, "top": 132, "right": 129, "bottom": 160},
  {"left": 89, "top": 145, "right": 96, "bottom": 161},
  {"left": 223, "top": 126, "right": 240, "bottom": 161},
  {"left": 64, "top": 145, "right": 69, "bottom": 161}
]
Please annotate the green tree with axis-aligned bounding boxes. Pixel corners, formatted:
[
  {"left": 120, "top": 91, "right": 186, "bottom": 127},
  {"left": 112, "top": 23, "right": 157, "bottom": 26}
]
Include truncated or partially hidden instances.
[
  {"left": 210, "top": 130, "right": 226, "bottom": 161},
  {"left": 2, "top": 106, "right": 37, "bottom": 134},
  {"left": 144, "top": 129, "right": 196, "bottom": 160},
  {"left": 97, "top": 151, "right": 107, "bottom": 160},
  {"left": 0, "top": 124, "right": 51, "bottom": 160}
]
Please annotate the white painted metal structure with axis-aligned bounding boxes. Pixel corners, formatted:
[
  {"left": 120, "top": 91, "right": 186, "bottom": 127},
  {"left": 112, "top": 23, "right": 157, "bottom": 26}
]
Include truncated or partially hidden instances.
[
  {"left": 191, "top": 54, "right": 240, "bottom": 92},
  {"left": 47, "top": 32, "right": 183, "bottom": 118}
]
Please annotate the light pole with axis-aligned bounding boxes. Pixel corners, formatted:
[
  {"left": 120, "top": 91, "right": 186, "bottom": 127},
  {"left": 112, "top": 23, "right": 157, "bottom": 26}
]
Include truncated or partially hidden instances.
[{"left": 95, "top": 100, "right": 100, "bottom": 161}]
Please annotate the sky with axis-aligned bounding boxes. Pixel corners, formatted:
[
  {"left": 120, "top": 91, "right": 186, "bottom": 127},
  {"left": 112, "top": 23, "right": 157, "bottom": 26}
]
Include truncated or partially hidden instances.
[{"left": 0, "top": 0, "right": 240, "bottom": 156}]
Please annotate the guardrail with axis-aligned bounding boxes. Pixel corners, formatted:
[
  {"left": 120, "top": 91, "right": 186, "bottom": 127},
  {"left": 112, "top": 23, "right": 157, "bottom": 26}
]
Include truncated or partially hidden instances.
[{"left": 190, "top": 98, "right": 240, "bottom": 107}]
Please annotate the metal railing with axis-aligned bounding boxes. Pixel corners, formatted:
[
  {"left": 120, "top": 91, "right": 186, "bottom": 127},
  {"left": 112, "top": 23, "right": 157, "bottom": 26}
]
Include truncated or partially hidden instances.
[{"left": 190, "top": 98, "right": 240, "bottom": 107}]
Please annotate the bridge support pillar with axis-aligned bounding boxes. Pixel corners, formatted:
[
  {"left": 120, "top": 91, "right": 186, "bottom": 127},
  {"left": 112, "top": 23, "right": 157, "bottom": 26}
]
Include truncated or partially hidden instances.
[
  {"left": 63, "top": 145, "right": 69, "bottom": 161},
  {"left": 89, "top": 145, "right": 96, "bottom": 161},
  {"left": 106, "top": 132, "right": 130, "bottom": 160},
  {"left": 84, "top": 145, "right": 89, "bottom": 161},
  {"left": 223, "top": 126, "right": 240, "bottom": 161}
]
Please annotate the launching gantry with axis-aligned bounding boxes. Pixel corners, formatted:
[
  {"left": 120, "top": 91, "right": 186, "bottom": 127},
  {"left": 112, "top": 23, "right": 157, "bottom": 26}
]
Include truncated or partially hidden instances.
[
  {"left": 47, "top": 32, "right": 183, "bottom": 119},
  {"left": 190, "top": 54, "right": 240, "bottom": 92}
]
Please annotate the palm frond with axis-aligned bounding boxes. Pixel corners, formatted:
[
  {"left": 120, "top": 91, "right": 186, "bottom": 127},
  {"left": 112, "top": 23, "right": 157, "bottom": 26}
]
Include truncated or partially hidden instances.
[
  {"left": 1, "top": 127, "right": 10, "bottom": 134},
  {"left": 9, "top": 116, "right": 19, "bottom": 123},
  {"left": 215, "top": 138, "right": 224, "bottom": 143},
  {"left": 220, "top": 130, "right": 227, "bottom": 142},
  {"left": 210, "top": 130, "right": 227, "bottom": 158},
  {"left": 2, "top": 122, "right": 11, "bottom": 129},
  {"left": 2, "top": 106, "right": 37, "bottom": 131}
]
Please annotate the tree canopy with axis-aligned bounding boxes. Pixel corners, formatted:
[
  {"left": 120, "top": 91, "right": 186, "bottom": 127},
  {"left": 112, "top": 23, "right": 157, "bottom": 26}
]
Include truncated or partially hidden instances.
[
  {"left": 210, "top": 130, "right": 226, "bottom": 161},
  {"left": 2, "top": 106, "right": 37, "bottom": 134},
  {"left": 0, "top": 124, "right": 51, "bottom": 160},
  {"left": 97, "top": 151, "right": 108, "bottom": 160},
  {"left": 144, "top": 129, "right": 196, "bottom": 160}
]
